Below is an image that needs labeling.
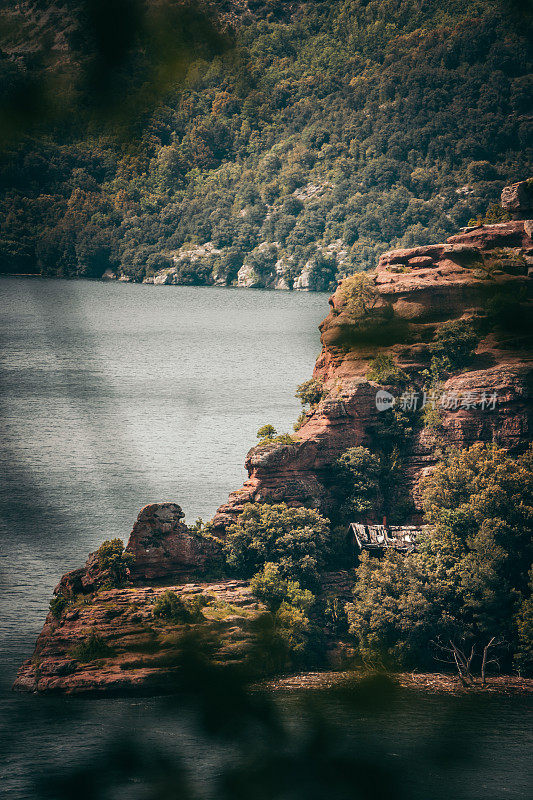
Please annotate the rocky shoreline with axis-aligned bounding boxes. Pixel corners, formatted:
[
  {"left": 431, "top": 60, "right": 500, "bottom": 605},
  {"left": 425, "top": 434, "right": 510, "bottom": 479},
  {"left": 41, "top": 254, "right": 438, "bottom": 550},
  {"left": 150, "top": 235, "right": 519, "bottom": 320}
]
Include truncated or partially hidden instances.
[{"left": 260, "top": 671, "right": 533, "bottom": 696}]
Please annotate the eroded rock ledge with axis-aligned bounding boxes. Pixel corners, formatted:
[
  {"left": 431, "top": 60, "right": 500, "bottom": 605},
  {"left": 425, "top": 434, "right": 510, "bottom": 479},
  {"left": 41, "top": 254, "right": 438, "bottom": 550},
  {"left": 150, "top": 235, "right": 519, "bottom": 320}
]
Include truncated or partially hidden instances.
[
  {"left": 14, "top": 580, "right": 263, "bottom": 696},
  {"left": 56, "top": 503, "right": 223, "bottom": 598}
]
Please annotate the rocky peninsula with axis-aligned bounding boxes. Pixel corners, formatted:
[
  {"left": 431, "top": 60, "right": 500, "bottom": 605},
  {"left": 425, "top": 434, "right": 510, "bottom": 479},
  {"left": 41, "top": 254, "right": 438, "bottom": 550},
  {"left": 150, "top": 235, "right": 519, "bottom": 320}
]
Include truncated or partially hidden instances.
[{"left": 14, "top": 181, "right": 533, "bottom": 696}]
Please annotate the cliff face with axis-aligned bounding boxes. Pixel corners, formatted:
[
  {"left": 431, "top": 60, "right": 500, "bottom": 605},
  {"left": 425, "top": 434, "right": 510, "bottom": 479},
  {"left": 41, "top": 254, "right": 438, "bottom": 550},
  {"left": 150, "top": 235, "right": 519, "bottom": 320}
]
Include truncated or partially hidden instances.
[{"left": 213, "top": 213, "right": 532, "bottom": 528}]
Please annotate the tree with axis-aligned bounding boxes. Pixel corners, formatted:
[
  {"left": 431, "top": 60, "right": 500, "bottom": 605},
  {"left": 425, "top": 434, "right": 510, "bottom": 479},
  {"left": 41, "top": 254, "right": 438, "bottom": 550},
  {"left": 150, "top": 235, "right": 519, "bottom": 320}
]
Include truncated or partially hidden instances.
[
  {"left": 224, "top": 502, "right": 330, "bottom": 588},
  {"left": 515, "top": 567, "right": 533, "bottom": 675},
  {"left": 295, "top": 378, "right": 324, "bottom": 408},
  {"left": 250, "top": 562, "right": 319, "bottom": 671},
  {"left": 153, "top": 589, "right": 206, "bottom": 622},
  {"left": 429, "top": 319, "right": 479, "bottom": 370},
  {"left": 257, "top": 424, "right": 277, "bottom": 440},
  {"left": 346, "top": 549, "right": 430, "bottom": 670},
  {"left": 251, "top": 562, "right": 314, "bottom": 613},
  {"left": 96, "top": 539, "right": 135, "bottom": 588},
  {"left": 347, "top": 445, "right": 533, "bottom": 676},
  {"left": 366, "top": 353, "right": 408, "bottom": 385},
  {"left": 49, "top": 595, "right": 68, "bottom": 619},
  {"left": 336, "top": 273, "right": 377, "bottom": 319},
  {"left": 334, "top": 446, "right": 382, "bottom": 522}
]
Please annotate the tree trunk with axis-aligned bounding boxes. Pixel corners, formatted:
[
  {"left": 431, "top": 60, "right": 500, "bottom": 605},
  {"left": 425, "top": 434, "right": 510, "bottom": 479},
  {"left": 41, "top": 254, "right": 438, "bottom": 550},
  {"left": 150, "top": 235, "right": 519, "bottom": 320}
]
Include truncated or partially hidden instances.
[{"left": 481, "top": 637, "right": 496, "bottom": 687}]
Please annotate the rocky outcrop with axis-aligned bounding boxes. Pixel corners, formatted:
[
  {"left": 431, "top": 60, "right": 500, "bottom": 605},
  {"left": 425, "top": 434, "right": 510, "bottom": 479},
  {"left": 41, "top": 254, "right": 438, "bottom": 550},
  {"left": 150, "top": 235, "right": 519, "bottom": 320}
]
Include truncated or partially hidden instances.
[
  {"left": 501, "top": 179, "right": 533, "bottom": 219},
  {"left": 14, "top": 580, "right": 265, "bottom": 695},
  {"left": 57, "top": 503, "right": 222, "bottom": 597},
  {"left": 213, "top": 381, "right": 380, "bottom": 528},
  {"left": 126, "top": 503, "right": 222, "bottom": 581},
  {"left": 15, "top": 182, "right": 533, "bottom": 695},
  {"left": 214, "top": 214, "right": 532, "bottom": 529},
  {"left": 14, "top": 566, "right": 357, "bottom": 696}
]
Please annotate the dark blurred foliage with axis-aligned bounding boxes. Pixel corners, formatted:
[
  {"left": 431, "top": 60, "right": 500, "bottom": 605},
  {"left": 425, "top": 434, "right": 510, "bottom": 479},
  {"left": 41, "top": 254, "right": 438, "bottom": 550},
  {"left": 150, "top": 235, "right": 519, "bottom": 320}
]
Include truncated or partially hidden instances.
[
  {"left": 0, "top": 0, "right": 231, "bottom": 141},
  {"left": 1, "top": 0, "right": 532, "bottom": 278},
  {"left": 30, "top": 632, "right": 511, "bottom": 800}
]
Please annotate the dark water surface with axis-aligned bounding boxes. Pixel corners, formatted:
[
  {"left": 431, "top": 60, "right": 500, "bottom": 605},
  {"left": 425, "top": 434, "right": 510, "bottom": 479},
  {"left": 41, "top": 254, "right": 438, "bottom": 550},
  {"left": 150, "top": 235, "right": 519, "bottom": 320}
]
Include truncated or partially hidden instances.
[{"left": 0, "top": 278, "right": 531, "bottom": 799}]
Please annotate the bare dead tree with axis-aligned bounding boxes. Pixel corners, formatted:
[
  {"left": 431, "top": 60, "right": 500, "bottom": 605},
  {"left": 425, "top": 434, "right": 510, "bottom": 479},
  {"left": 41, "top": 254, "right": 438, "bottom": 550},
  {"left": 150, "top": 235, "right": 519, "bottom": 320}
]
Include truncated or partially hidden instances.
[
  {"left": 480, "top": 637, "right": 505, "bottom": 687},
  {"left": 432, "top": 635, "right": 507, "bottom": 688},
  {"left": 432, "top": 638, "right": 476, "bottom": 686}
]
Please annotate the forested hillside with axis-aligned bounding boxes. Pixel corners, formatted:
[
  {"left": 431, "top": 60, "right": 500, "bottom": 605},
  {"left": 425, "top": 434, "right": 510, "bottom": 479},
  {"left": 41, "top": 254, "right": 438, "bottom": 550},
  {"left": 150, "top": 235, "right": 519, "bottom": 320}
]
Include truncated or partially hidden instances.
[{"left": 1, "top": 0, "right": 531, "bottom": 288}]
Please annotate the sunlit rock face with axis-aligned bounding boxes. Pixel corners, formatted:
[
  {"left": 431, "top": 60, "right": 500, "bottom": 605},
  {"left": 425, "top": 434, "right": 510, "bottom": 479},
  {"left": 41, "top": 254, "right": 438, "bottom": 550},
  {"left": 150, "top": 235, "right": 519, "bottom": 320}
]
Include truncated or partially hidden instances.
[
  {"left": 501, "top": 179, "right": 533, "bottom": 219},
  {"left": 126, "top": 502, "right": 222, "bottom": 581},
  {"left": 214, "top": 200, "right": 532, "bottom": 530}
]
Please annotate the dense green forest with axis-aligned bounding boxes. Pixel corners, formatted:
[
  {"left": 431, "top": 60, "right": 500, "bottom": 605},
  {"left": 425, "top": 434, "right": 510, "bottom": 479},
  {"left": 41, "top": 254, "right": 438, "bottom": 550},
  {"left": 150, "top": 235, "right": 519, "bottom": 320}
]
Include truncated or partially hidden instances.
[{"left": 0, "top": 0, "right": 531, "bottom": 287}]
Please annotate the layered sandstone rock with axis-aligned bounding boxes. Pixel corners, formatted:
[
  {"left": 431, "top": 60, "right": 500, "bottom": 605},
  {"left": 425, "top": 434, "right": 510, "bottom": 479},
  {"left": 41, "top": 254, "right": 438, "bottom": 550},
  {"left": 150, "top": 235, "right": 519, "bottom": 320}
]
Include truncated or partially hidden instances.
[
  {"left": 14, "top": 580, "right": 264, "bottom": 695},
  {"left": 126, "top": 502, "right": 222, "bottom": 581},
  {"left": 57, "top": 502, "right": 222, "bottom": 597},
  {"left": 213, "top": 216, "right": 532, "bottom": 529},
  {"left": 14, "top": 568, "right": 357, "bottom": 696},
  {"left": 14, "top": 183, "right": 533, "bottom": 695}
]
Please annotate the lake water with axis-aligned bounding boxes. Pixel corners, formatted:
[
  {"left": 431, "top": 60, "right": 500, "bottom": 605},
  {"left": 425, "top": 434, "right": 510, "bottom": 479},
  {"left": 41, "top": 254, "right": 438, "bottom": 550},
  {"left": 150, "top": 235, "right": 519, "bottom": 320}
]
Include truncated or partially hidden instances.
[{"left": 0, "top": 278, "right": 531, "bottom": 799}]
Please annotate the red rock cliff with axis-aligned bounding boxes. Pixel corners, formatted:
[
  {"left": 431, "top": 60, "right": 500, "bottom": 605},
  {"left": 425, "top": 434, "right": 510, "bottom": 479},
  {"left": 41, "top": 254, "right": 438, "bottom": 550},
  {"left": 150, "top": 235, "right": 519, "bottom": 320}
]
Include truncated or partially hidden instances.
[{"left": 214, "top": 208, "right": 532, "bottom": 529}]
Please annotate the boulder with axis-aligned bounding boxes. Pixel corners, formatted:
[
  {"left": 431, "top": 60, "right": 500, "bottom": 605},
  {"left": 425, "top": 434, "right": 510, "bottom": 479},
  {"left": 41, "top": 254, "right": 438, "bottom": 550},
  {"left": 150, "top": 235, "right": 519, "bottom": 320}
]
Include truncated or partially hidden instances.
[
  {"left": 237, "top": 264, "right": 263, "bottom": 288},
  {"left": 126, "top": 503, "right": 223, "bottom": 581},
  {"left": 501, "top": 179, "right": 533, "bottom": 218},
  {"left": 56, "top": 502, "right": 223, "bottom": 597},
  {"left": 153, "top": 269, "right": 177, "bottom": 285},
  {"left": 101, "top": 269, "right": 117, "bottom": 281}
]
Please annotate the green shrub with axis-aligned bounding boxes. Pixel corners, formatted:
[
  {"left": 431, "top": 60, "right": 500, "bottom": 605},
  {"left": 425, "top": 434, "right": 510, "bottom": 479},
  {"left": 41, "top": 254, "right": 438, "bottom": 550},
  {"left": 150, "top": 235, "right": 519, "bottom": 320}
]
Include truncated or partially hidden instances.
[
  {"left": 485, "top": 286, "right": 529, "bottom": 333},
  {"left": 295, "top": 378, "right": 324, "bottom": 408},
  {"left": 468, "top": 203, "right": 510, "bottom": 226},
  {"left": 514, "top": 568, "right": 533, "bottom": 676},
  {"left": 293, "top": 411, "right": 308, "bottom": 432},
  {"left": 270, "top": 433, "right": 296, "bottom": 445},
  {"left": 256, "top": 429, "right": 297, "bottom": 447},
  {"left": 49, "top": 595, "right": 68, "bottom": 619},
  {"left": 421, "top": 402, "right": 443, "bottom": 430},
  {"left": 224, "top": 502, "right": 330, "bottom": 588},
  {"left": 274, "top": 602, "right": 312, "bottom": 660},
  {"left": 335, "top": 446, "right": 382, "bottom": 521},
  {"left": 420, "top": 356, "right": 447, "bottom": 430},
  {"left": 251, "top": 562, "right": 315, "bottom": 613},
  {"left": 322, "top": 596, "right": 349, "bottom": 638},
  {"left": 429, "top": 319, "right": 479, "bottom": 370},
  {"left": 336, "top": 273, "right": 377, "bottom": 319},
  {"left": 153, "top": 590, "right": 206, "bottom": 623},
  {"left": 366, "top": 353, "right": 409, "bottom": 385},
  {"left": 71, "top": 631, "right": 114, "bottom": 662},
  {"left": 257, "top": 424, "right": 277, "bottom": 440},
  {"left": 96, "top": 539, "right": 135, "bottom": 588},
  {"left": 250, "top": 599, "right": 320, "bottom": 674}
]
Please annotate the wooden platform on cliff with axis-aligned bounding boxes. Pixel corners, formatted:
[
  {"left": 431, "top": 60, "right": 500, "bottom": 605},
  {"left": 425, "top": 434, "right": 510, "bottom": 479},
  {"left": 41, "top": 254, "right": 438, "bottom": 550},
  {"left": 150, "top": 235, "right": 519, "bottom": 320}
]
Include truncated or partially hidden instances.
[{"left": 348, "top": 523, "right": 427, "bottom": 554}]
